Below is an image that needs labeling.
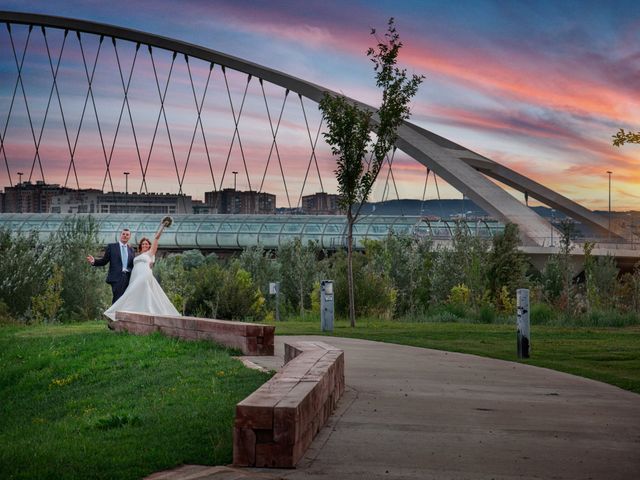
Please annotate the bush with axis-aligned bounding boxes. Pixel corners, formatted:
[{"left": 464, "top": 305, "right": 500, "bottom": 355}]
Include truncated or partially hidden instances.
[
  {"left": 0, "top": 229, "right": 54, "bottom": 320},
  {"left": 448, "top": 284, "right": 470, "bottom": 306},
  {"left": 475, "top": 304, "right": 496, "bottom": 324},
  {"left": 429, "top": 226, "right": 490, "bottom": 307},
  {"left": 30, "top": 264, "right": 64, "bottom": 324},
  {"left": 487, "top": 223, "right": 527, "bottom": 305},
  {"left": 530, "top": 302, "right": 556, "bottom": 325},
  {"left": 364, "top": 234, "right": 433, "bottom": 316},
  {"left": 184, "top": 261, "right": 266, "bottom": 321},
  {"left": 154, "top": 254, "right": 194, "bottom": 314},
  {"left": 52, "top": 216, "right": 110, "bottom": 321},
  {"left": 577, "top": 310, "right": 640, "bottom": 328},
  {"left": 278, "top": 239, "right": 319, "bottom": 316},
  {"left": 325, "top": 250, "right": 396, "bottom": 319}
]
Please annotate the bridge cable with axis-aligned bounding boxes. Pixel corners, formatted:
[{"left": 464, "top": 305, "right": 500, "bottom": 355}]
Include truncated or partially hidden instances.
[
  {"left": 221, "top": 68, "right": 252, "bottom": 194},
  {"left": 102, "top": 38, "right": 141, "bottom": 192},
  {"left": 420, "top": 167, "right": 430, "bottom": 216},
  {"left": 150, "top": 50, "right": 181, "bottom": 197},
  {"left": 185, "top": 57, "right": 216, "bottom": 191},
  {"left": 258, "top": 80, "right": 291, "bottom": 208},
  {"left": 296, "top": 94, "right": 324, "bottom": 209},
  {"left": 0, "top": 23, "right": 34, "bottom": 186},
  {"left": 7, "top": 25, "right": 46, "bottom": 183},
  {"left": 432, "top": 172, "right": 445, "bottom": 219},
  {"left": 378, "top": 148, "right": 403, "bottom": 215},
  {"left": 39, "top": 28, "right": 81, "bottom": 190},
  {"left": 146, "top": 48, "right": 178, "bottom": 195},
  {"left": 78, "top": 33, "right": 112, "bottom": 192},
  {"left": 113, "top": 40, "right": 146, "bottom": 193},
  {"left": 389, "top": 149, "right": 404, "bottom": 215},
  {"left": 32, "top": 27, "right": 70, "bottom": 186}
]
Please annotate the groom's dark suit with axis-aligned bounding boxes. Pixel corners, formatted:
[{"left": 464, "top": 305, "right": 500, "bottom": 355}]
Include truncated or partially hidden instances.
[{"left": 93, "top": 242, "right": 135, "bottom": 304}]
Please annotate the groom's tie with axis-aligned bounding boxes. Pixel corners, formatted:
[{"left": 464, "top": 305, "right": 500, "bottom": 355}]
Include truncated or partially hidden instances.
[{"left": 121, "top": 244, "right": 128, "bottom": 272}]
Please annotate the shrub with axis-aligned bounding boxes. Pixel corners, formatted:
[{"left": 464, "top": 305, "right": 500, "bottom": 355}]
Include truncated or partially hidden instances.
[
  {"left": 0, "top": 229, "right": 54, "bottom": 320},
  {"left": 364, "top": 234, "right": 433, "bottom": 316},
  {"left": 184, "top": 261, "right": 266, "bottom": 321},
  {"left": 475, "top": 304, "right": 496, "bottom": 324},
  {"left": 429, "top": 226, "right": 489, "bottom": 307},
  {"left": 325, "top": 250, "right": 396, "bottom": 319},
  {"left": 448, "top": 284, "right": 470, "bottom": 306},
  {"left": 31, "top": 263, "right": 64, "bottom": 324},
  {"left": 530, "top": 302, "right": 556, "bottom": 325},
  {"left": 497, "top": 285, "right": 517, "bottom": 314},
  {"left": 238, "top": 245, "right": 279, "bottom": 297},
  {"left": 52, "top": 216, "right": 109, "bottom": 321},
  {"left": 154, "top": 254, "right": 194, "bottom": 314},
  {"left": 487, "top": 223, "right": 527, "bottom": 304},
  {"left": 278, "top": 239, "right": 319, "bottom": 316},
  {"left": 181, "top": 249, "right": 206, "bottom": 270}
]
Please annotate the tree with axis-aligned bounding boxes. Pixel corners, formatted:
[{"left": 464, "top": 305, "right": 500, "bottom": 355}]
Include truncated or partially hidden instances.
[
  {"left": 318, "top": 18, "right": 423, "bottom": 326},
  {"left": 487, "top": 223, "right": 527, "bottom": 308},
  {"left": 278, "top": 239, "right": 319, "bottom": 317},
  {"left": 612, "top": 129, "right": 640, "bottom": 147}
]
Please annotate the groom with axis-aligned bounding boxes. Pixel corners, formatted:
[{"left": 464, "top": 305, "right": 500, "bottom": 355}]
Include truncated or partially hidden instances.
[{"left": 87, "top": 228, "right": 135, "bottom": 305}]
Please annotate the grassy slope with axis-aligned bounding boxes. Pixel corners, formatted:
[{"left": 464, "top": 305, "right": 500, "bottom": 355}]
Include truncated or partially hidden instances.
[
  {"left": 271, "top": 319, "right": 640, "bottom": 394},
  {"left": 0, "top": 322, "right": 271, "bottom": 480}
]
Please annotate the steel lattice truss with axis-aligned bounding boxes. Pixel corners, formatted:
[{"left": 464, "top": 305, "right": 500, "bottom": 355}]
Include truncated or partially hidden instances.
[{"left": 0, "top": 11, "right": 617, "bottom": 244}]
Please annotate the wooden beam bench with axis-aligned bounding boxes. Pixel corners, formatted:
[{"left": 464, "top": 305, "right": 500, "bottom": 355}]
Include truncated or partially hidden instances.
[
  {"left": 111, "top": 312, "right": 275, "bottom": 356},
  {"left": 233, "top": 341, "right": 345, "bottom": 468}
]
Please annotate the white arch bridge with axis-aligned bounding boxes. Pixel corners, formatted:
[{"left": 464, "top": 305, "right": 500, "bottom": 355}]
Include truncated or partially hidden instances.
[{"left": 0, "top": 11, "right": 636, "bottom": 259}]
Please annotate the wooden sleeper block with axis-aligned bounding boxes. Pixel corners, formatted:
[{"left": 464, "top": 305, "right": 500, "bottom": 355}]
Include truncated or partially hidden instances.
[
  {"left": 233, "top": 341, "right": 345, "bottom": 468},
  {"left": 112, "top": 311, "right": 274, "bottom": 355}
]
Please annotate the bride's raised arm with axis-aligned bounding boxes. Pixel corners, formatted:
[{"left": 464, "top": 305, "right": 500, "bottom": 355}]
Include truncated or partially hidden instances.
[
  {"left": 149, "top": 227, "right": 162, "bottom": 257},
  {"left": 149, "top": 216, "right": 172, "bottom": 257}
]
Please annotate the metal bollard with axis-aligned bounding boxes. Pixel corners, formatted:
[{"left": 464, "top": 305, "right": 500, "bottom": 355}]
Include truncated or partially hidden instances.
[
  {"left": 516, "top": 288, "right": 530, "bottom": 358},
  {"left": 269, "top": 282, "right": 280, "bottom": 322},
  {"left": 320, "top": 280, "right": 334, "bottom": 332}
]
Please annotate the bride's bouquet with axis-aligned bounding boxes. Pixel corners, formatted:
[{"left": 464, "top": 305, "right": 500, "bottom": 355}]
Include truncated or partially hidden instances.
[{"left": 161, "top": 216, "right": 173, "bottom": 228}]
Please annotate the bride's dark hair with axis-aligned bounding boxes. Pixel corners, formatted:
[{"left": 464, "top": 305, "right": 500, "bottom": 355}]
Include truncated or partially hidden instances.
[{"left": 137, "top": 237, "right": 151, "bottom": 253}]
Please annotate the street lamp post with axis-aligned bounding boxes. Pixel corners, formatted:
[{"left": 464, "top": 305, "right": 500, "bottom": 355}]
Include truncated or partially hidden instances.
[
  {"left": 606, "top": 170, "right": 612, "bottom": 241},
  {"left": 232, "top": 171, "right": 238, "bottom": 191},
  {"left": 124, "top": 172, "right": 130, "bottom": 214}
]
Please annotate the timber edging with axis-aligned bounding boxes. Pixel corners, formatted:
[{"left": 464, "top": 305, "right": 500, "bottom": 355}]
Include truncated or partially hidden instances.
[
  {"left": 233, "top": 341, "right": 345, "bottom": 468},
  {"left": 111, "top": 312, "right": 275, "bottom": 355}
]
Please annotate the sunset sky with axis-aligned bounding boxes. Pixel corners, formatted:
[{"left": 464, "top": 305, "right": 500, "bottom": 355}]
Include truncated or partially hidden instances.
[{"left": 0, "top": 0, "right": 638, "bottom": 210}]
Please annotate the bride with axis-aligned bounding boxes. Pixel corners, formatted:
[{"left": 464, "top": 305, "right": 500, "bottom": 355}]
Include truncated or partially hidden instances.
[{"left": 104, "top": 221, "right": 180, "bottom": 321}]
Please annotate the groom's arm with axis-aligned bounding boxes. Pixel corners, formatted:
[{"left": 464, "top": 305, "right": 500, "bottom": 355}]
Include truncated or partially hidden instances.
[{"left": 89, "top": 245, "right": 111, "bottom": 267}]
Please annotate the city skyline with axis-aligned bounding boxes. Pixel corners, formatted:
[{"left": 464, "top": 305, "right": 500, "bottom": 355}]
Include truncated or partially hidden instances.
[{"left": 0, "top": 0, "right": 638, "bottom": 210}]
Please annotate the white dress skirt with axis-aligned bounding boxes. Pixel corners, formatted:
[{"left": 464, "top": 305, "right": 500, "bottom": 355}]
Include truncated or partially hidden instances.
[{"left": 104, "top": 252, "right": 180, "bottom": 320}]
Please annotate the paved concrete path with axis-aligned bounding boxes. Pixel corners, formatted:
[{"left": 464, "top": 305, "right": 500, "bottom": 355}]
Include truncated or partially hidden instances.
[{"left": 242, "top": 335, "right": 640, "bottom": 480}]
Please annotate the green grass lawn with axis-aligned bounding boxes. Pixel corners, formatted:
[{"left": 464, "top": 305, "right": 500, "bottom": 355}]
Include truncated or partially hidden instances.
[
  {"left": 270, "top": 318, "right": 640, "bottom": 394},
  {"left": 0, "top": 321, "right": 271, "bottom": 480},
  {"left": 2, "top": 319, "right": 638, "bottom": 479}
]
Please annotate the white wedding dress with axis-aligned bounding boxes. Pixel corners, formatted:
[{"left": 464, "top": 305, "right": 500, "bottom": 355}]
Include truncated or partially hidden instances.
[{"left": 104, "top": 252, "right": 180, "bottom": 321}]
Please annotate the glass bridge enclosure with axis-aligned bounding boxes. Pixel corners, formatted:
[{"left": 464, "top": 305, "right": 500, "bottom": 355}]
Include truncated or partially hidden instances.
[{"left": 0, "top": 214, "right": 505, "bottom": 250}]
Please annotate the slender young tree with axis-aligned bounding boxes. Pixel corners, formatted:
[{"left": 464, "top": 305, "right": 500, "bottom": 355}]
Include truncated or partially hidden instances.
[{"left": 319, "top": 18, "right": 423, "bottom": 326}]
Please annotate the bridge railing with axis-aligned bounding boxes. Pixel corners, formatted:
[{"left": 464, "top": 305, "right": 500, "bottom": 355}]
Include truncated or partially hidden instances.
[{"left": 526, "top": 237, "right": 640, "bottom": 252}]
